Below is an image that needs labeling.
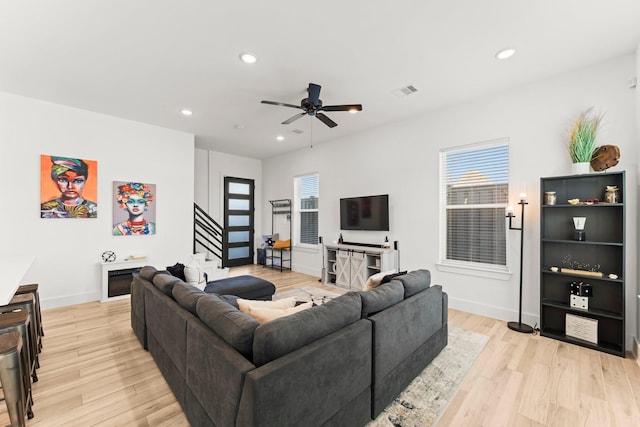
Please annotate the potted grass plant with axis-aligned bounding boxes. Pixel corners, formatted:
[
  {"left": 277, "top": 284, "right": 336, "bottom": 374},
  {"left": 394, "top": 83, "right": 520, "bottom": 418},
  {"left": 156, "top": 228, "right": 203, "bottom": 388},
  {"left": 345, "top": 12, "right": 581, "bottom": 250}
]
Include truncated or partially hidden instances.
[{"left": 568, "top": 108, "right": 603, "bottom": 174}]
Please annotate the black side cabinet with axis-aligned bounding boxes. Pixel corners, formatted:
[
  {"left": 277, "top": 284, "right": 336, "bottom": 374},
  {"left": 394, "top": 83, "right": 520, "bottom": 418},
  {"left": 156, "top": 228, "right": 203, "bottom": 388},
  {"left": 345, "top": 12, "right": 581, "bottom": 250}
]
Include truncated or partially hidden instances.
[{"left": 540, "top": 171, "right": 625, "bottom": 357}]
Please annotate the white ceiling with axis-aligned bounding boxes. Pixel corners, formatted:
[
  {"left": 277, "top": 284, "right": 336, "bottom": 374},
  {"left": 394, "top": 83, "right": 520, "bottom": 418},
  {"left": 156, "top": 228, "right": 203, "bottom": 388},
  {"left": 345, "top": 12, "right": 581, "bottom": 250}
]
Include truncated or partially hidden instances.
[{"left": 1, "top": 1, "right": 639, "bottom": 159}]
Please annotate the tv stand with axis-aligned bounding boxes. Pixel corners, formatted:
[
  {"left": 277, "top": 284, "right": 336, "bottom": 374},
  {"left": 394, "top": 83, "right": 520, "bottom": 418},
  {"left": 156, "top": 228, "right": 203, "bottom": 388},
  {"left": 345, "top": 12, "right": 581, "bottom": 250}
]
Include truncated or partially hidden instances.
[{"left": 323, "top": 243, "right": 397, "bottom": 290}]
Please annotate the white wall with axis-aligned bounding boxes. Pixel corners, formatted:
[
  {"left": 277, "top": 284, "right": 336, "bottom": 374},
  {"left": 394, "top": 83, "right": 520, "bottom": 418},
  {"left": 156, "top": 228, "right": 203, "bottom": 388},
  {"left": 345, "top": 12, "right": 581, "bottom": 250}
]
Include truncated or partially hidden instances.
[
  {"left": 263, "top": 54, "right": 639, "bottom": 350},
  {"left": 636, "top": 42, "right": 640, "bottom": 352},
  {"left": 0, "top": 92, "right": 194, "bottom": 309},
  {"left": 194, "top": 148, "right": 262, "bottom": 261}
]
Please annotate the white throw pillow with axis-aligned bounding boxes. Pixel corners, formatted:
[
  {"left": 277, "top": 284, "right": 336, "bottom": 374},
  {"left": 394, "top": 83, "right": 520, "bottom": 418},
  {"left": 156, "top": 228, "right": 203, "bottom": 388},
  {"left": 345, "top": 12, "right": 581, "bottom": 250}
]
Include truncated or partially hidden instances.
[
  {"left": 243, "top": 301, "right": 313, "bottom": 323},
  {"left": 237, "top": 297, "right": 297, "bottom": 314},
  {"left": 363, "top": 269, "right": 397, "bottom": 291},
  {"left": 183, "top": 264, "right": 207, "bottom": 290}
]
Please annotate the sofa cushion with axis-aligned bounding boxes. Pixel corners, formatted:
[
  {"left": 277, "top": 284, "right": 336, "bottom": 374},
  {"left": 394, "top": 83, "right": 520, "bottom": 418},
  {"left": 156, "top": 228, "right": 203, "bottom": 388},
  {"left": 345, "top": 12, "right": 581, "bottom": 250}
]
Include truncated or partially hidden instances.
[
  {"left": 363, "top": 270, "right": 396, "bottom": 291},
  {"left": 153, "top": 274, "right": 182, "bottom": 296},
  {"left": 243, "top": 301, "right": 313, "bottom": 323},
  {"left": 172, "top": 282, "right": 206, "bottom": 314},
  {"left": 380, "top": 270, "right": 407, "bottom": 285},
  {"left": 358, "top": 280, "right": 404, "bottom": 317},
  {"left": 237, "top": 297, "right": 297, "bottom": 313},
  {"left": 166, "top": 262, "right": 186, "bottom": 281},
  {"left": 184, "top": 264, "right": 207, "bottom": 290},
  {"left": 139, "top": 265, "right": 159, "bottom": 281},
  {"left": 196, "top": 293, "right": 260, "bottom": 358},
  {"left": 252, "top": 292, "right": 362, "bottom": 366},
  {"left": 397, "top": 269, "right": 431, "bottom": 297}
]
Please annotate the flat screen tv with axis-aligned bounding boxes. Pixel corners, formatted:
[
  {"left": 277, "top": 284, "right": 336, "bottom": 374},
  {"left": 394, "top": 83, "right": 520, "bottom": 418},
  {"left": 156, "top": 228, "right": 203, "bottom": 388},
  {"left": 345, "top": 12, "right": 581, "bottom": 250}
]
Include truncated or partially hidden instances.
[{"left": 340, "top": 194, "right": 389, "bottom": 231}]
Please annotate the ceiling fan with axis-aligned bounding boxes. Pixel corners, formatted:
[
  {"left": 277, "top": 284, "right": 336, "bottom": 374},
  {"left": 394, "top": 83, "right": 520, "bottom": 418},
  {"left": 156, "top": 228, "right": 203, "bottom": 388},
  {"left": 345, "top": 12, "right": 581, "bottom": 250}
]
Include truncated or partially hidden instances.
[{"left": 261, "top": 83, "right": 362, "bottom": 128}]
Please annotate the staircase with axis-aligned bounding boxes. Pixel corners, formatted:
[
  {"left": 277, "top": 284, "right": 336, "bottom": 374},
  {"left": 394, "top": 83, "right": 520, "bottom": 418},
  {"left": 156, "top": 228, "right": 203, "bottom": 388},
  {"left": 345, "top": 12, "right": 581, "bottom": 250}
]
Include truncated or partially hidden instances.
[{"left": 193, "top": 203, "right": 229, "bottom": 279}]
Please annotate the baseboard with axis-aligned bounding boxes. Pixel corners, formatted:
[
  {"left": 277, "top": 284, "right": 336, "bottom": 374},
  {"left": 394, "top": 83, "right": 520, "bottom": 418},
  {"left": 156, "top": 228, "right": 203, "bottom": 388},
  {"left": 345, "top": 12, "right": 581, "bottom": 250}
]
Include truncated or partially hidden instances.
[
  {"left": 41, "top": 291, "right": 99, "bottom": 310},
  {"left": 634, "top": 337, "right": 640, "bottom": 366},
  {"left": 292, "top": 264, "right": 321, "bottom": 278},
  {"left": 448, "top": 296, "right": 539, "bottom": 328}
]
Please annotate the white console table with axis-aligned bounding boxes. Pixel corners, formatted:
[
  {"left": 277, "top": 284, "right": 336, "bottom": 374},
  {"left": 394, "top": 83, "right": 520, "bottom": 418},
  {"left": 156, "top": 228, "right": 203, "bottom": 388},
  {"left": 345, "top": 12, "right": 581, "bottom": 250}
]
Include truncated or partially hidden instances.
[
  {"left": 324, "top": 244, "right": 396, "bottom": 290},
  {"left": 100, "top": 259, "right": 149, "bottom": 302},
  {"left": 0, "top": 255, "right": 35, "bottom": 305}
]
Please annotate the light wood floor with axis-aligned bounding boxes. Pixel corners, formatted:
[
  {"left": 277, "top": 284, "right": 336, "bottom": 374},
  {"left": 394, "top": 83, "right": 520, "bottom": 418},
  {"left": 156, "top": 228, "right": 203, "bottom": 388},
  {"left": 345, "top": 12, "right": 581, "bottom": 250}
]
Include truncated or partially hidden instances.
[{"left": 1, "top": 266, "right": 638, "bottom": 426}]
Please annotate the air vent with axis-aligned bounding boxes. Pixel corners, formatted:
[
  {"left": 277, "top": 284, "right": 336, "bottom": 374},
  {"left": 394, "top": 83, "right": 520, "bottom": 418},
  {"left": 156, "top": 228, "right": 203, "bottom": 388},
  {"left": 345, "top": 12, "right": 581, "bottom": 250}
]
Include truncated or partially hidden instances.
[
  {"left": 392, "top": 85, "right": 418, "bottom": 97},
  {"left": 291, "top": 128, "right": 304, "bottom": 134}
]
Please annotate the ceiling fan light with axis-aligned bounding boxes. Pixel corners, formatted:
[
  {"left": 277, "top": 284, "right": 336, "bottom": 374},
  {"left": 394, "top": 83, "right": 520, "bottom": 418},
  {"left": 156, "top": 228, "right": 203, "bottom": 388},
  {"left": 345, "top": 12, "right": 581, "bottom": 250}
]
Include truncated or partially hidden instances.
[
  {"left": 276, "top": 135, "right": 285, "bottom": 141},
  {"left": 239, "top": 52, "right": 258, "bottom": 64},
  {"left": 180, "top": 109, "right": 193, "bottom": 116},
  {"left": 495, "top": 48, "right": 516, "bottom": 60}
]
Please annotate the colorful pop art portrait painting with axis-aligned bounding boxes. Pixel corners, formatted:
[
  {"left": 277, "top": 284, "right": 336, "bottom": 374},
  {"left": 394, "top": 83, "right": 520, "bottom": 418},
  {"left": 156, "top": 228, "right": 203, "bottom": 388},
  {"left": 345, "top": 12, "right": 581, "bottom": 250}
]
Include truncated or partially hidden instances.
[
  {"left": 40, "top": 155, "right": 98, "bottom": 218},
  {"left": 112, "top": 181, "right": 156, "bottom": 236}
]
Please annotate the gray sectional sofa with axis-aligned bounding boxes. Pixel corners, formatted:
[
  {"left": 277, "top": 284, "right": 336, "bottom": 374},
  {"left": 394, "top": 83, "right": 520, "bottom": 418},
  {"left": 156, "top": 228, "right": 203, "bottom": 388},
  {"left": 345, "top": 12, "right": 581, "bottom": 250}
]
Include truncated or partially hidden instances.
[{"left": 131, "top": 266, "right": 448, "bottom": 426}]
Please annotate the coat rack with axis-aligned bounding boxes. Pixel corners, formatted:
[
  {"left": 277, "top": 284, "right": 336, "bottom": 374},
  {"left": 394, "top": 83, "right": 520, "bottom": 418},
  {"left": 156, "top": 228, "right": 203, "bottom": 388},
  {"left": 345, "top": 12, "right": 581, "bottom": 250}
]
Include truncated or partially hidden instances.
[{"left": 506, "top": 194, "right": 534, "bottom": 333}]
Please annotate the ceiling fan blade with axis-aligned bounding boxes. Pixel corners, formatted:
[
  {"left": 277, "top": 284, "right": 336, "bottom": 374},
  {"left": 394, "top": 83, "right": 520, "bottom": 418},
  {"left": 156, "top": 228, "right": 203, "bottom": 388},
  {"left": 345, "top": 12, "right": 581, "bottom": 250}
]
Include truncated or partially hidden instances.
[
  {"left": 261, "top": 100, "right": 302, "bottom": 110},
  {"left": 282, "top": 112, "right": 306, "bottom": 125},
  {"left": 316, "top": 112, "right": 338, "bottom": 128},
  {"left": 308, "top": 83, "right": 321, "bottom": 107},
  {"left": 321, "top": 104, "right": 363, "bottom": 112}
]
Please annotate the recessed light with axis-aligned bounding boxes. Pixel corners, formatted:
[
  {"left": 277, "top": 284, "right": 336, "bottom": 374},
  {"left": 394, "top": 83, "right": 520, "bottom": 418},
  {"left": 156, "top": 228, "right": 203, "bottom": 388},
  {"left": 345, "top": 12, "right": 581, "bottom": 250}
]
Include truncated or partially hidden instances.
[
  {"left": 239, "top": 52, "right": 258, "bottom": 64},
  {"left": 495, "top": 48, "right": 516, "bottom": 60},
  {"left": 180, "top": 109, "right": 193, "bottom": 116},
  {"left": 234, "top": 124, "right": 246, "bottom": 129},
  {"left": 276, "top": 135, "right": 285, "bottom": 141}
]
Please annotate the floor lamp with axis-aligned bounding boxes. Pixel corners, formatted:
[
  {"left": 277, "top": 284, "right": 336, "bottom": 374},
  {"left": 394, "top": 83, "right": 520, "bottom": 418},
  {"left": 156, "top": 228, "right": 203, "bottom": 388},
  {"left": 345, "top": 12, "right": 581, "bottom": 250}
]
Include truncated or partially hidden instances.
[{"left": 506, "top": 194, "right": 534, "bottom": 333}]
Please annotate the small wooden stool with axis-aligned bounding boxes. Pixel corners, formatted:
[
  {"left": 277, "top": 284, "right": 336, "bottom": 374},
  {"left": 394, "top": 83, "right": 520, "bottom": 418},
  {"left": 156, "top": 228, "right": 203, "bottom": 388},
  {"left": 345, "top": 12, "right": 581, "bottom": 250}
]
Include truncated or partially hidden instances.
[{"left": 0, "top": 331, "right": 29, "bottom": 427}]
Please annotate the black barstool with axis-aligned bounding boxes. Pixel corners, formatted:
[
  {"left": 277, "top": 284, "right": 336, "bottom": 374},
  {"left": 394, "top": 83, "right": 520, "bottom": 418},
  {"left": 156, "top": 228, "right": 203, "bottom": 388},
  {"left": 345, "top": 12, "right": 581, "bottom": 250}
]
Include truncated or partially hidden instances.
[
  {"left": 0, "top": 331, "right": 28, "bottom": 427},
  {"left": 14, "top": 284, "right": 44, "bottom": 341},
  {"left": 0, "top": 311, "right": 34, "bottom": 420},
  {"left": 0, "top": 294, "right": 39, "bottom": 381}
]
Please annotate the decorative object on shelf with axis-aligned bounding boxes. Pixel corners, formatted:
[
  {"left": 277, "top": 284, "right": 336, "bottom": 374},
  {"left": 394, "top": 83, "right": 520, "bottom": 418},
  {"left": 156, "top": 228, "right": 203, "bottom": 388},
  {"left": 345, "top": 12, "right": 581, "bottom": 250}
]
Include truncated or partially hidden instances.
[
  {"left": 101, "top": 251, "right": 116, "bottom": 262},
  {"left": 338, "top": 233, "right": 343, "bottom": 244},
  {"left": 505, "top": 194, "right": 533, "bottom": 334},
  {"left": 550, "top": 266, "right": 559, "bottom": 272},
  {"left": 560, "top": 254, "right": 602, "bottom": 277},
  {"left": 573, "top": 217, "right": 586, "bottom": 241},
  {"left": 604, "top": 186, "right": 620, "bottom": 204},
  {"left": 544, "top": 191, "right": 557, "bottom": 205},
  {"left": 567, "top": 107, "right": 604, "bottom": 174},
  {"left": 590, "top": 144, "right": 620, "bottom": 171},
  {"left": 382, "top": 236, "right": 390, "bottom": 248},
  {"left": 608, "top": 273, "right": 618, "bottom": 279},
  {"left": 570, "top": 295, "right": 589, "bottom": 310},
  {"left": 570, "top": 281, "right": 592, "bottom": 297},
  {"left": 565, "top": 313, "right": 598, "bottom": 344}
]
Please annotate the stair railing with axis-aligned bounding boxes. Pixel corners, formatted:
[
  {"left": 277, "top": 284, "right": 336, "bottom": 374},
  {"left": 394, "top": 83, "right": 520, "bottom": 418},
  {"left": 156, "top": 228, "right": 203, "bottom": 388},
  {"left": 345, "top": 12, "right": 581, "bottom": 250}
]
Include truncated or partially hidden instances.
[{"left": 194, "top": 203, "right": 224, "bottom": 265}]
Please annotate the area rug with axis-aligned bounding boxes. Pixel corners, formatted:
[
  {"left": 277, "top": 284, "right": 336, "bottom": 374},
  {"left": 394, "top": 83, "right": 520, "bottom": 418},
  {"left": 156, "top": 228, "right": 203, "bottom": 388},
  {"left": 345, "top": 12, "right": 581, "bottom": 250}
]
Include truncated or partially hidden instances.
[{"left": 367, "top": 326, "right": 488, "bottom": 427}]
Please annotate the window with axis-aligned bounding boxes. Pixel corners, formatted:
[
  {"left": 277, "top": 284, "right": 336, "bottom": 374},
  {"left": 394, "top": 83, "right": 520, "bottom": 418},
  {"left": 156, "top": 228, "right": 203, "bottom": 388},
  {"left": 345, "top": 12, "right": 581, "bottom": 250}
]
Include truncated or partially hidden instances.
[
  {"left": 439, "top": 141, "right": 509, "bottom": 269},
  {"left": 294, "top": 173, "right": 319, "bottom": 247}
]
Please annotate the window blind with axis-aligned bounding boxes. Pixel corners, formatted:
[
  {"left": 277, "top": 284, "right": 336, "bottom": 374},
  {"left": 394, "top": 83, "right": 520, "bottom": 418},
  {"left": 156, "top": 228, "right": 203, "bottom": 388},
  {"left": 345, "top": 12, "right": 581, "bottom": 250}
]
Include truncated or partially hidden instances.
[
  {"left": 295, "top": 174, "right": 319, "bottom": 245},
  {"left": 440, "top": 142, "right": 509, "bottom": 267}
]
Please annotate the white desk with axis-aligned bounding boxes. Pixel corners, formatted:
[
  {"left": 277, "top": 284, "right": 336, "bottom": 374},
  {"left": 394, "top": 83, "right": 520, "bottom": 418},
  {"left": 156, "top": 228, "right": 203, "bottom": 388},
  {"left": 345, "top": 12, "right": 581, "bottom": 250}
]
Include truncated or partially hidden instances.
[{"left": 0, "top": 255, "right": 35, "bottom": 305}]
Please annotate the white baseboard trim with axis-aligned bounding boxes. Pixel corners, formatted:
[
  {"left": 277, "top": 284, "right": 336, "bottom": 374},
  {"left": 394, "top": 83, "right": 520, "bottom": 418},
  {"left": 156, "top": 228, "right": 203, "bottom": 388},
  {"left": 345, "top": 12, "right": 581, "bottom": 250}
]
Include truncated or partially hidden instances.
[
  {"left": 634, "top": 337, "right": 640, "bottom": 366},
  {"left": 448, "top": 296, "right": 540, "bottom": 328},
  {"left": 41, "top": 291, "right": 99, "bottom": 310},
  {"left": 291, "top": 264, "right": 321, "bottom": 278}
]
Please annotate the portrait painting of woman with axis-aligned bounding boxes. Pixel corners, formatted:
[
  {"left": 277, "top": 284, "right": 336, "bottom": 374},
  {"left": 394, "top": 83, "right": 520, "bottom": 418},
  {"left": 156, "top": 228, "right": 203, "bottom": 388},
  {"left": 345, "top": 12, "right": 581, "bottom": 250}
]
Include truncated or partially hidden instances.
[
  {"left": 40, "top": 155, "right": 98, "bottom": 218},
  {"left": 112, "top": 181, "right": 156, "bottom": 236}
]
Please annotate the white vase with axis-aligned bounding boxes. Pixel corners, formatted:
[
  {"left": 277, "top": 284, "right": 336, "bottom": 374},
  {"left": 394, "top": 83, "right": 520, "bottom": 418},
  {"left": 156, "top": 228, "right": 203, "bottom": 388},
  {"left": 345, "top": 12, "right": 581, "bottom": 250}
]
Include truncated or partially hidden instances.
[{"left": 571, "top": 162, "right": 591, "bottom": 175}]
